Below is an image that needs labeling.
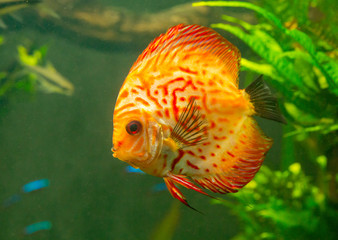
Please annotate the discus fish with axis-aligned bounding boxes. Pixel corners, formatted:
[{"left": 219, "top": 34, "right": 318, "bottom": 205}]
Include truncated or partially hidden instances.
[{"left": 112, "top": 24, "right": 285, "bottom": 209}]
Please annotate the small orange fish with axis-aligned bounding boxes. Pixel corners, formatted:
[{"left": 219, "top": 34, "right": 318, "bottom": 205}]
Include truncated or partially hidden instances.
[{"left": 112, "top": 24, "right": 285, "bottom": 209}]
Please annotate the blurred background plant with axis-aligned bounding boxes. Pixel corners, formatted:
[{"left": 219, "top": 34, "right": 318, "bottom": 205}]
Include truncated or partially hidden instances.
[
  {"left": 193, "top": 0, "right": 337, "bottom": 239},
  {"left": 0, "top": 36, "right": 73, "bottom": 116},
  {"left": 0, "top": 1, "right": 72, "bottom": 118},
  {"left": 212, "top": 162, "right": 338, "bottom": 239}
]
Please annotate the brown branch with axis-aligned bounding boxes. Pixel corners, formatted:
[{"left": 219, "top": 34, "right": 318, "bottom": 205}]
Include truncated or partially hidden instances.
[{"left": 32, "top": 3, "right": 221, "bottom": 50}]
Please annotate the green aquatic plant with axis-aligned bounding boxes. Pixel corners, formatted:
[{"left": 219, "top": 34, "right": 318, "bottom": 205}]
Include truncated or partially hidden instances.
[
  {"left": 193, "top": 1, "right": 337, "bottom": 239},
  {"left": 193, "top": 1, "right": 337, "bottom": 121},
  {"left": 252, "top": 0, "right": 337, "bottom": 50},
  {"left": 1, "top": 44, "right": 49, "bottom": 98},
  {"left": 17, "top": 45, "right": 74, "bottom": 96},
  {"left": 0, "top": 41, "right": 74, "bottom": 111},
  {"left": 212, "top": 163, "right": 338, "bottom": 239}
]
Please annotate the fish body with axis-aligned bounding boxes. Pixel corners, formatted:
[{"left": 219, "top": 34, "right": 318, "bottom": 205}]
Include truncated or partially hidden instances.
[{"left": 112, "top": 24, "right": 285, "bottom": 208}]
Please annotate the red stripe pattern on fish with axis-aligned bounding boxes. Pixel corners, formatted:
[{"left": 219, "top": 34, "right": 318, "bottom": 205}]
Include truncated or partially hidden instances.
[{"left": 112, "top": 24, "right": 285, "bottom": 209}]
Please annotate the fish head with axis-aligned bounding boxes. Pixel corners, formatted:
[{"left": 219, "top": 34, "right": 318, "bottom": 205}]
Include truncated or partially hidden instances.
[{"left": 112, "top": 108, "right": 163, "bottom": 169}]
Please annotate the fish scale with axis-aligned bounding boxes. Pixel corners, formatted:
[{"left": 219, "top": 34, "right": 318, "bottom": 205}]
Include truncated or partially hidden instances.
[{"left": 112, "top": 24, "right": 285, "bottom": 210}]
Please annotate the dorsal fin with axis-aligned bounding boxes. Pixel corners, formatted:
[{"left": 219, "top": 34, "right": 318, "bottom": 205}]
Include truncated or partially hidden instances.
[{"left": 130, "top": 24, "right": 241, "bottom": 84}]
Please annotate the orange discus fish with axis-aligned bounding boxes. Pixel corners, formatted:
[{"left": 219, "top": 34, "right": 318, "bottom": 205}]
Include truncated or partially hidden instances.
[{"left": 112, "top": 24, "right": 285, "bottom": 209}]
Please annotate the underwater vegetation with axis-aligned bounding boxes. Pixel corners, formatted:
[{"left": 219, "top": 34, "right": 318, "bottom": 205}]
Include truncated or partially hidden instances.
[
  {"left": 0, "top": 38, "right": 73, "bottom": 116},
  {"left": 193, "top": 0, "right": 337, "bottom": 239},
  {"left": 0, "top": 2, "right": 72, "bottom": 116},
  {"left": 212, "top": 163, "right": 337, "bottom": 239}
]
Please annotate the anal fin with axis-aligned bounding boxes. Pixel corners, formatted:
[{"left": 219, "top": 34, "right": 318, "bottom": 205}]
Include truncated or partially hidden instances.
[
  {"left": 163, "top": 177, "right": 202, "bottom": 213},
  {"left": 164, "top": 173, "right": 219, "bottom": 212},
  {"left": 167, "top": 173, "right": 214, "bottom": 198}
]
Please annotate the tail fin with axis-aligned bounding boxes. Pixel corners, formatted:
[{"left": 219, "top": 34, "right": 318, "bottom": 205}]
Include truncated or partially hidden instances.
[{"left": 245, "top": 75, "right": 286, "bottom": 124}]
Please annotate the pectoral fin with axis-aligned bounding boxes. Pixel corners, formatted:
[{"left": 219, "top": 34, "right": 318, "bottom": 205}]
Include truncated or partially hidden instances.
[{"left": 170, "top": 97, "right": 208, "bottom": 148}]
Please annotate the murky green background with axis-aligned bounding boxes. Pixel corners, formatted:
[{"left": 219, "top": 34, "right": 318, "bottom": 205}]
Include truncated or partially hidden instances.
[{"left": 0, "top": 1, "right": 283, "bottom": 239}]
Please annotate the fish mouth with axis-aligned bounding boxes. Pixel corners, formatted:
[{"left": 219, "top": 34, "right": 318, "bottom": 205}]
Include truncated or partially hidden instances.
[{"left": 111, "top": 147, "right": 117, "bottom": 158}]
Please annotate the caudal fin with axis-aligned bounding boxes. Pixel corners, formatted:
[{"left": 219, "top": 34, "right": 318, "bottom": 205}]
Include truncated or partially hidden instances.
[{"left": 245, "top": 75, "right": 286, "bottom": 124}]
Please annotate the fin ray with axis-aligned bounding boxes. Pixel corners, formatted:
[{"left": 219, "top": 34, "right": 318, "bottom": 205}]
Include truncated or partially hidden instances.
[
  {"left": 130, "top": 24, "right": 241, "bottom": 85},
  {"left": 163, "top": 177, "right": 202, "bottom": 213},
  {"left": 170, "top": 97, "right": 207, "bottom": 148},
  {"left": 192, "top": 118, "right": 272, "bottom": 194},
  {"left": 167, "top": 173, "right": 214, "bottom": 198},
  {"left": 245, "top": 75, "right": 286, "bottom": 124}
]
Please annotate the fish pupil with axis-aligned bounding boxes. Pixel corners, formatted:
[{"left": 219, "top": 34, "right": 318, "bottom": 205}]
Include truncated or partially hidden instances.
[{"left": 126, "top": 121, "right": 142, "bottom": 135}]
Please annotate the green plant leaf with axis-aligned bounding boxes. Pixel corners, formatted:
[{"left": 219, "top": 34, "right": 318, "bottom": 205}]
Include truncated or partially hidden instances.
[
  {"left": 211, "top": 23, "right": 300, "bottom": 85},
  {"left": 284, "top": 123, "right": 338, "bottom": 138},
  {"left": 210, "top": 23, "right": 323, "bottom": 110},
  {"left": 17, "top": 45, "right": 42, "bottom": 66},
  {"left": 240, "top": 58, "right": 280, "bottom": 80},
  {"left": 193, "top": 1, "right": 285, "bottom": 28},
  {"left": 316, "top": 52, "right": 338, "bottom": 90}
]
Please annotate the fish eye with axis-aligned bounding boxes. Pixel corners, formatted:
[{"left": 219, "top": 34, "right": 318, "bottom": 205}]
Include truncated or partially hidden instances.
[{"left": 126, "top": 121, "right": 142, "bottom": 135}]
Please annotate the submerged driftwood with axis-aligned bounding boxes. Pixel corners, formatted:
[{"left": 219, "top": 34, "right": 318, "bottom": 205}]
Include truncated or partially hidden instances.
[
  {"left": 2, "top": 1, "right": 256, "bottom": 50},
  {"left": 30, "top": 2, "right": 221, "bottom": 50}
]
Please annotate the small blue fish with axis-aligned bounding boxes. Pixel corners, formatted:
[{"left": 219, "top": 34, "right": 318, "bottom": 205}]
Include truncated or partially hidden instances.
[
  {"left": 2, "top": 178, "right": 49, "bottom": 208},
  {"left": 125, "top": 166, "right": 145, "bottom": 174},
  {"left": 22, "top": 179, "right": 50, "bottom": 193},
  {"left": 126, "top": 166, "right": 167, "bottom": 192},
  {"left": 151, "top": 183, "right": 167, "bottom": 192},
  {"left": 24, "top": 221, "right": 52, "bottom": 235},
  {"left": 2, "top": 194, "right": 21, "bottom": 208}
]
